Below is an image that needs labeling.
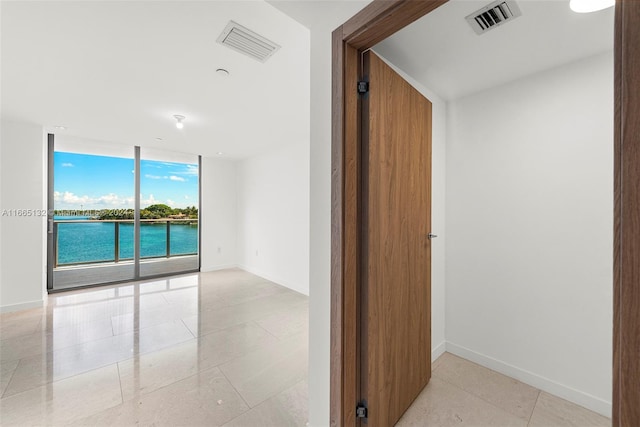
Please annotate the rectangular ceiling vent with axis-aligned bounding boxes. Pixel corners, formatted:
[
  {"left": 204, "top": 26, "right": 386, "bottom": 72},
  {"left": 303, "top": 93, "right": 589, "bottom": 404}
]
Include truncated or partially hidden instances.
[
  {"left": 217, "top": 21, "right": 280, "bottom": 63},
  {"left": 465, "top": 0, "right": 522, "bottom": 35}
]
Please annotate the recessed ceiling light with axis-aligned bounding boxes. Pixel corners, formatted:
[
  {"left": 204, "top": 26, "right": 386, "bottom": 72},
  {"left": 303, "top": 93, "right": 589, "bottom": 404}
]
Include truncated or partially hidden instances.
[
  {"left": 54, "top": 126, "right": 67, "bottom": 130},
  {"left": 174, "top": 115, "right": 185, "bottom": 129},
  {"left": 216, "top": 68, "right": 230, "bottom": 77},
  {"left": 155, "top": 137, "right": 163, "bottom": 141},
  {"left": 569, "top": 0, "right": 614, "bottom": 13},
  {"left": 217, "top": 152, "right": 224, "bottom": 156}
]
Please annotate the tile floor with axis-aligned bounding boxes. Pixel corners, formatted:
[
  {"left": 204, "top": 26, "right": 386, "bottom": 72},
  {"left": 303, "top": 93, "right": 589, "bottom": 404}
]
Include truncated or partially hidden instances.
[
  {"left": 398, "top": 352, "right": 610, "bottom": 427},
  {"left": 0, "top": 269, "right": 308, "bottom": 426},
  {"left": 0, "top": 268, "right": 610, "bottom": 426}
]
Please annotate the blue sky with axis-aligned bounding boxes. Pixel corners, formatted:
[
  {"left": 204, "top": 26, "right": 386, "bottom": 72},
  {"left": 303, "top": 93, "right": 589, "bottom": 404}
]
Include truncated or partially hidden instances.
[{"left": 54, "top": 152, "right": 198, "bottom": 210}]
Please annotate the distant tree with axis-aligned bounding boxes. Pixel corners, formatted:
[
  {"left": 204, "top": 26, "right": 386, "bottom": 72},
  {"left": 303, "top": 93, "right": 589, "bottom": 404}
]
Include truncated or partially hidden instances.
[
  {"left": 145, "top": 204, "right": 172, "bottom": 218},
  {"left": 97, "top": 209, "right": 134, "bottom": 220},
  {"left": 183, "top": 205, "right": 198, "bottom": 219},
  {"left": 90, "top": 203, "right": 197, "bottom": 221},
  {"left": 140, "top": 208, "right": 160, "bottom": 219}
]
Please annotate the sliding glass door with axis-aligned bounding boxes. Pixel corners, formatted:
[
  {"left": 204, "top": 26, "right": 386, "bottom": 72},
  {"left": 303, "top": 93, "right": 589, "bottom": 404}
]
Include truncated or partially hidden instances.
[
  {"left": 139, "top": 148, "right": 199, "bottom": 278},
  {"left": 48, "top": 136, "right": 200, "bottom": 290},
  {"left": 49, "top": 137, "right": 136, "bottom": 290}
]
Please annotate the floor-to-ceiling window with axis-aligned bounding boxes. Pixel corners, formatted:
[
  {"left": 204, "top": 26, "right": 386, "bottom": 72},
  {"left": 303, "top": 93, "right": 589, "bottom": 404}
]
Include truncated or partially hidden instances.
[
  {"left": 48, "top": 136, "right": 200, "bottom": 290},
  {"left": 139, "top": 148, "right": 200, "bottom": 278}
]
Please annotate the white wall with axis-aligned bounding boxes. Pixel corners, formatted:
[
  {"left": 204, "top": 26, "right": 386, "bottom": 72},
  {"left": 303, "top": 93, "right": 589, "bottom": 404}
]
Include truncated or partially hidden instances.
[
  {"left": 236, "top": 142, "right": 310, "bottom": 295},
  {"left": 445, "top": 51, "right": 613, "bottom": 416},
  {"left": 0, "top": 120, "right": 47, "bottom": 312},
  {"left": 308, "top": 27, "right": 333, "bottom": 427},
  {"left": 200, "top": 157, "right": 238, "bottom": 272},
  {"left": 373, "top": 51, "right": 448, "bottom": 361},
  {"left": 264, "top": 4, "right": 372, "bottom": 423}
]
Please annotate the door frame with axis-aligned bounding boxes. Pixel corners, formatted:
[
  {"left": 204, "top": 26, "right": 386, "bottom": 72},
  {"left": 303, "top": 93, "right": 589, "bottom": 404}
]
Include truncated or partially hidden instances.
[
  {"left": 47, "top": 134, "right": 55, "bottom": 291},
  {"left": 330, "top": 1, "right": 640, "bottom": 426}
]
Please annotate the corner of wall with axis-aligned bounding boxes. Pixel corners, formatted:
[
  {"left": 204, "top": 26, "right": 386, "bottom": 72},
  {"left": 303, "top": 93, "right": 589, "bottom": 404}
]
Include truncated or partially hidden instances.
[
  {"left": 199, "top": 157, "right": 239, "bottom": 273},
  {"left": 443, "top": 53, "right": 614, "bottom": 417},
  {"left": 0, "top": 120, "right": 47, "bottom": 311},
  {"left": 235, "top": 143, "right": 310, "bottom": 296},
  {"left": 445, "top": 342, "right": 612, "bottom": 418}
]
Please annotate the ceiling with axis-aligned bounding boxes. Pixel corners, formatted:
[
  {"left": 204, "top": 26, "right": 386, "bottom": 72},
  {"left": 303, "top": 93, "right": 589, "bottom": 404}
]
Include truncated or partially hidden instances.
[
  {"left": 267, "top": 0, "right": 371, "bottom": 30},
  {"left": 2, "top": 0, "right": 611, "bottom": 159},
  {"left": 374, "top": 0, "right": 614, "bottom": 101},
  {"left": 1, "top": 1, "right": 310, "bottom": 159}
]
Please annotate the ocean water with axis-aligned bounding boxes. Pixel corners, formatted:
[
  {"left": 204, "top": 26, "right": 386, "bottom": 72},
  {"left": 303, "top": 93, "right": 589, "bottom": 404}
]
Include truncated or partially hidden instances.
[{"left": 54, "top": 217, "right": 198, "bottom": 265}]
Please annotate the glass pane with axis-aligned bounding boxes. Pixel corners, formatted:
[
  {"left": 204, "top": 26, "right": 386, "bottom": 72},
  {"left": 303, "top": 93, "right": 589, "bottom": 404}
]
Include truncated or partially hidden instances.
[
  {"left": 139, "top": 148, "right": 199, "bottom": 277},
  {"left": 119, "top": 221, "right": 134, "bottom": 260},
  {"left": 53, "top": 145, "right": 135, "bottom": 289},
  {"left": 140, "top": 222, "right": 168, "bottom": 259},
  {"left": 56, "top": 221, "right": 115, "bottom": 265},
  {"left": 170, "top": 221, "right": 199, "bottom": 256}
]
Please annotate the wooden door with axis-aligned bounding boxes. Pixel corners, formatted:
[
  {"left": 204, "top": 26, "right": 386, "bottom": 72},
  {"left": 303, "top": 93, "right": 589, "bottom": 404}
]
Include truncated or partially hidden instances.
[{"left": 360, "top": 51, "right": 432, "bottom": 426}]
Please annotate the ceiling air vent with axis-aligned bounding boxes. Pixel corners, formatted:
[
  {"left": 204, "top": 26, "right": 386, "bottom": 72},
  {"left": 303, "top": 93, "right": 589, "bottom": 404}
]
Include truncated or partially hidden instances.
[
  {"left": 217, "top": 21, "right": 280, "bottom": 63},
  {"left": 465, "top": 0, "right": 522, "bottom": 35}
]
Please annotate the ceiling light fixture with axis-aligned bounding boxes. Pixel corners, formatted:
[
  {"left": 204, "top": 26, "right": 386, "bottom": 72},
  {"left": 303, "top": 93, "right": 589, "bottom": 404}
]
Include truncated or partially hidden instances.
[
  {"left": 217, "top": 151, "right": 224, "bottom": 156},
  {"left": 174, "top": 115, "right": 185, "bottom": 129},
  {"left": 569, "top": 0, "right": 614, "bottom": 13},
  {"left": 54, "top": 126, "right": 67, "bottom": 131},
  {"left": 216, "top": 68, "right": 230, "bottom": 77}
]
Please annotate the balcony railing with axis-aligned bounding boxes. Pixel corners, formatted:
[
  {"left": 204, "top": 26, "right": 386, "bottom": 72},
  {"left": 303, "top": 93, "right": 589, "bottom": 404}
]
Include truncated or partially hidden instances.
[{"left": 53, "top": 219, "right": 198, "bottom": 267}]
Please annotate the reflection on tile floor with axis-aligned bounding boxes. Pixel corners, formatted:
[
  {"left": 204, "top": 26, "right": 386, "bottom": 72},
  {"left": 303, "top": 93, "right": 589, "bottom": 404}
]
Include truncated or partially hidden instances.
[
  {"left": 0, "top": 268, "right": 611, "bottom": 426},
  {"left": 0, "top": 269, "right": 309, "bottom": 426}
]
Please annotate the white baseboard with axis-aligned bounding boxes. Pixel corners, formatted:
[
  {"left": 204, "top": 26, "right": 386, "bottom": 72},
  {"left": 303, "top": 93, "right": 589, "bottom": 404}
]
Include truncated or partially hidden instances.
[
  {"left": 445, "top": 342, "right": 612, "bottom": 418},
  {"left": 200, "top": 263, "right": 238, "bottom": 273},
  {"left": 432, "top": 341, "right": 446, "bottom": 362},
  {"left": 0, "top": 299, "right": 43, "bottom": 314},
  {"left": 237, "top": 264, "right": 309, "bottom": 296}
]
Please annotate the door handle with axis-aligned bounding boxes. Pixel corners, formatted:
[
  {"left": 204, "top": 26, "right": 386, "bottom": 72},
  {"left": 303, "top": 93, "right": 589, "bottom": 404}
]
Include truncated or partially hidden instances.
[
  {"left": 48, "top": 219, "right": 54, "bottom": 234},
  {"left": 428, "top": 233, "right": 437, "bottom": 240}
]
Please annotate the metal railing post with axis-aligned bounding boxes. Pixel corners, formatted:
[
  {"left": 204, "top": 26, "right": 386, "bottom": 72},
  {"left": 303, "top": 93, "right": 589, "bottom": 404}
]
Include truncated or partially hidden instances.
[
  {"left": 114, "top": 222, "right": 120, "bottom": 263},
  {"left": 166, "top": 221, "right": 171, "bottom": 258},
  {"left": 54, "top": 222, "right": 59, "bottom": 268}
]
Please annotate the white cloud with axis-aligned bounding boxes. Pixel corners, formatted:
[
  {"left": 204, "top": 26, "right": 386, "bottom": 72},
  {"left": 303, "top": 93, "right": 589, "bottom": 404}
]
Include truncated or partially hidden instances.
[
  {"left": 143, "top": 174, "right": 188, "bottom": 182},
  {"left": 61, "top": 163, "right": 74, "bottom": 167},
  {"left": 184, "top": 165, "right": 199, "bottom": 176},
  {"left": 55, "top": 191, "right": 95, "bottom": 205},
  {"left": 97, "top": 193, "right": 128, "bottom": 206},
  {"left": 169, "top": 164, "right": 198, "bottom": 177},
  {"left": 141, "top": 194, "right": 160, "bottom": 206},
  {"left": 54, "top": 191, "right": 135, "bottom": 210},
  {"left": 54, "top": 191, "right": 193, "bottom": 210}
]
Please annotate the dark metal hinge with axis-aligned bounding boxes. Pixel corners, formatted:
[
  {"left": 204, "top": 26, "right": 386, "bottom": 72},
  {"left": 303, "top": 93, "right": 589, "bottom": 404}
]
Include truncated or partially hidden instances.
[
  {"left": 357, "top": 81, "right": 369, "bottom": 94},
  {"left": 356, "top": 402, "right": 368, "bottom": 419}
]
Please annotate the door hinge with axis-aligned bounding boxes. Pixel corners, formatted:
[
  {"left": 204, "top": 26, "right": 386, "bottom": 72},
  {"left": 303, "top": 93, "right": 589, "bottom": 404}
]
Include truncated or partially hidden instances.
[
  {"left": 357, "top": 81, "right": 369, "bottom": 94},
  {"left": 356, "top": 402, "right": 368, "bottom": 419}
]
